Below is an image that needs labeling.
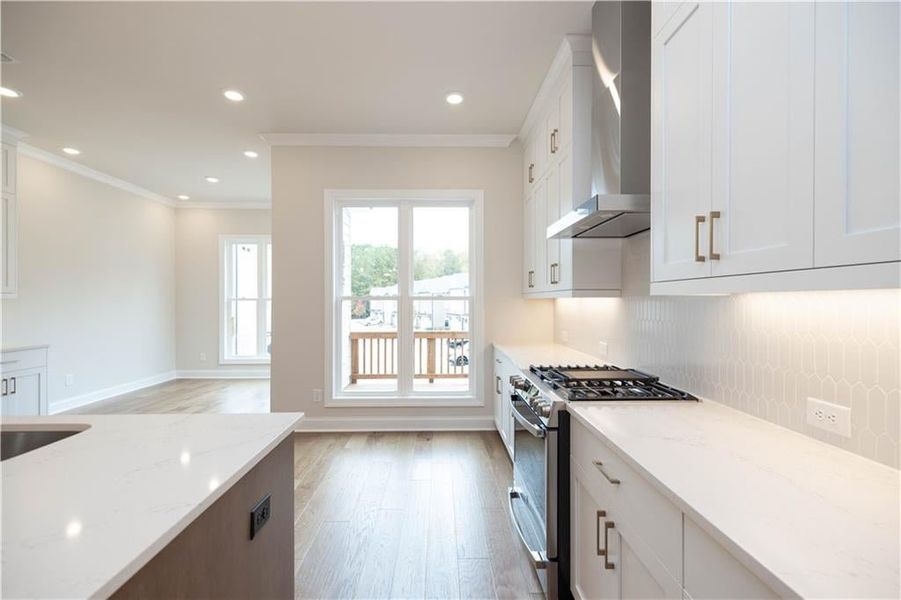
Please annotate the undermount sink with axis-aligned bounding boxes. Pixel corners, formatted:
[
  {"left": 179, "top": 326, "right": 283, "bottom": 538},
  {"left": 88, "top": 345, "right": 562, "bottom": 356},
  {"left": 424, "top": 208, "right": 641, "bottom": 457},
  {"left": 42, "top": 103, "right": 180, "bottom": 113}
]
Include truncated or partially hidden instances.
[{"left": 1, "top": 427, "right": 88, "bottom": 461}]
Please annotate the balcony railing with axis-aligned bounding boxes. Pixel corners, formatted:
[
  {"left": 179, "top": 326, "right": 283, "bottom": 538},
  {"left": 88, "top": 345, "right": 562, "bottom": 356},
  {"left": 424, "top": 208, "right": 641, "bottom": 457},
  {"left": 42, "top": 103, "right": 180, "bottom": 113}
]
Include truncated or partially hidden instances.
[{"left": 349, "top": 330, "right": 469, "bottom": 384}]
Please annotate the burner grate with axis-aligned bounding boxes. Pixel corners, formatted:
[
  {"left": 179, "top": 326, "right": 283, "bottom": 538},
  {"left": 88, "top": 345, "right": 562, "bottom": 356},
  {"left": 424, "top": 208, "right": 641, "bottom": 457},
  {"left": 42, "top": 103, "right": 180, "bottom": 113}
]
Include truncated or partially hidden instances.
[{"left": 529, "top": 364, "right": 697, "bottom": 401}]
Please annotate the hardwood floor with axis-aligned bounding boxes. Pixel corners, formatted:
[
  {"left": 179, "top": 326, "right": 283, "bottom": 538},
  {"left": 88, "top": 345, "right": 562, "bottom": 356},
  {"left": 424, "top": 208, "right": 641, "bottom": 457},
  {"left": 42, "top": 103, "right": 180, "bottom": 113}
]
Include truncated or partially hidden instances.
[
  {"left": 293, "top": 431, "right": 544, "bottom": 600},
  {"left": 64, "top": 379, "right": 269, "bottom": 414}
]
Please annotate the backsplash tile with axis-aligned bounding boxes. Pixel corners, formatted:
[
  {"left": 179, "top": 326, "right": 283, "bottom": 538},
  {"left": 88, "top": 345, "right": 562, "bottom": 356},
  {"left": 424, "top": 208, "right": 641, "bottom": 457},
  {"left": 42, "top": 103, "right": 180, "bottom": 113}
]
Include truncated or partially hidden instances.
[{"left": 555, "top": 288, "right": 901, "bottom": 469}]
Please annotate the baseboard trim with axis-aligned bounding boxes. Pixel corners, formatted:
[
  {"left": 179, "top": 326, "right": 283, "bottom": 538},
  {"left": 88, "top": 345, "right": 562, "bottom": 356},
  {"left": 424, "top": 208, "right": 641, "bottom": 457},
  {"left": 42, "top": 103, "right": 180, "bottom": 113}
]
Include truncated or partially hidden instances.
[
  {"left": 295, "top": 415, "right": 495, "bottom": 432},
  {"left": 50, "top": 371, "right": 177, "bottom": 414},
  {"left": 176, "top": 369, "right": 270, "bottom": 379}
]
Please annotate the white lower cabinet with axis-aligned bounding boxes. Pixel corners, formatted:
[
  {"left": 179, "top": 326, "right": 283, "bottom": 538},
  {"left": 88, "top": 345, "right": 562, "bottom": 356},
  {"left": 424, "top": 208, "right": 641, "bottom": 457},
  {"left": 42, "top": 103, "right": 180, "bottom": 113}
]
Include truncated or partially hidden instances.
[
  {"left": 1, "top": 347, "right": 49, "bottom": 416},
  {"left": 492, "top": 348, "right": 516, "bottom": 461},
  {"left": 683, "top": 517, "right": 777, "bottom": 600}
]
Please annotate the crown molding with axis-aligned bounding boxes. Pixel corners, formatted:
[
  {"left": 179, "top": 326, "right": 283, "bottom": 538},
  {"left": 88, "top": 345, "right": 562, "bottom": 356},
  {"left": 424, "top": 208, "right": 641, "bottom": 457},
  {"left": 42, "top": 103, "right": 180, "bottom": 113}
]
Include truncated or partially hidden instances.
[
  {"left": 1, "top": 125, "right": 29, "bottom": 143},
  {"left": 259, "top": 133, "right": 516, "bottom": 148},
  {"left": 518, "top": 34, "right": 591, "bottom": 141},
  {"left": 18, "top": 143, "right": 177, "bottom": 207}
]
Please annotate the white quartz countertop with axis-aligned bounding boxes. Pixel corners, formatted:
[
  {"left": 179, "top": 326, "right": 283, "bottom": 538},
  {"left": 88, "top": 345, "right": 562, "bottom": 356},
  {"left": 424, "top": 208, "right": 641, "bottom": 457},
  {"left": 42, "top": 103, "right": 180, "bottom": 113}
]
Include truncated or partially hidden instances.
[
  {"left": 567, "top": 402, "right": 900, "bottom": 599},
  {"left": 493, "top": 343, "right": 601, "bottom": 372},
  {"left": 1, "top": 412, "right": 303, "bottom": 599}
]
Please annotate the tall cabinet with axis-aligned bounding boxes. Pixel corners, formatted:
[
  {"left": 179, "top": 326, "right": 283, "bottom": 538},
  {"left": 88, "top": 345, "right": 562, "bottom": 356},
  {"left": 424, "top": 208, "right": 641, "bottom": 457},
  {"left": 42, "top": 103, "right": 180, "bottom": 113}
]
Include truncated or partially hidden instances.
[
  {"left": 1, "top": 140, "right": 18, "bottom": 297},
  {"left": 521, "top": 35, "right": 622, "bottom": 299},
  {"left": 650, "top": 1, "right": 900, "bottom": 294}
]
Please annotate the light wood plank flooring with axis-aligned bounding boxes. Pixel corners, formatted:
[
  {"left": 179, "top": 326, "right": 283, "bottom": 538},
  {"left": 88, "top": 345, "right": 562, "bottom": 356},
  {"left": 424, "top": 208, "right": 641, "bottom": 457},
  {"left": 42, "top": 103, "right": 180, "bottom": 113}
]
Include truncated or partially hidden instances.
[
  {"left": 293, "top": 432, "right": 543, "bottom": 600},
  {"left": 64, "top": 379, "right": 270, "bottom": 414}
]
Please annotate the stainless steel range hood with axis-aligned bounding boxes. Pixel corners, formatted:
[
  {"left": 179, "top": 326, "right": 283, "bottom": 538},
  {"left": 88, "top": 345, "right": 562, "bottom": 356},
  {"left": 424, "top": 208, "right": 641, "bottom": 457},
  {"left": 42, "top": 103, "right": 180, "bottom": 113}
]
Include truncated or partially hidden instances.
[{"left": 548, "top": 1, "right": 650, "bottom": 239}]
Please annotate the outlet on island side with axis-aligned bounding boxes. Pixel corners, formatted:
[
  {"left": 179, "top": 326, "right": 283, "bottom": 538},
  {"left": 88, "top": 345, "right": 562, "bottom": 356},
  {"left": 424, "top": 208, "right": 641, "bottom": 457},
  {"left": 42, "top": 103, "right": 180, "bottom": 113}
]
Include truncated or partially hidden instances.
[
  {"left": 806, "top": 397, "right": 851, "bottom": 437},
  {"left": 312, "top": 389, "right": 323, "bottom": 403}
]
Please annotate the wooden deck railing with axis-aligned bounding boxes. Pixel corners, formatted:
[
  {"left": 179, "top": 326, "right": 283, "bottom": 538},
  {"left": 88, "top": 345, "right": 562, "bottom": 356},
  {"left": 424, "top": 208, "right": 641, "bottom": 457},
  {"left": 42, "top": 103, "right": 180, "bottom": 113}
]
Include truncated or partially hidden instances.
[{"left": 350, "top": 330, "right": 469, "bottom": 384}]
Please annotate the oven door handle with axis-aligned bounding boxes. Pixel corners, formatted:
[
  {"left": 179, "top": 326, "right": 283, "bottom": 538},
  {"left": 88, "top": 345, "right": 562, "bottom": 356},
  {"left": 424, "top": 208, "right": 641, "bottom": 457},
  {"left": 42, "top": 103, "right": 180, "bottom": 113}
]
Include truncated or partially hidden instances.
[
  {"left": 507, "top": 488, "right": 548, "bottom": 569},
  {"left": 510, "top": 400, "right": 546, "bottom": 439}
]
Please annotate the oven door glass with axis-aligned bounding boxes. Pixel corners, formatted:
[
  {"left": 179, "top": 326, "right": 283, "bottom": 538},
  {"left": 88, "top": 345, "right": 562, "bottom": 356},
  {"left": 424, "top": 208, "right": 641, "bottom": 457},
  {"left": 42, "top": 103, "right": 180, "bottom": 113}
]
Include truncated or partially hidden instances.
[{"left": 511, "top": 395, "right": 548, "bottom": 550}]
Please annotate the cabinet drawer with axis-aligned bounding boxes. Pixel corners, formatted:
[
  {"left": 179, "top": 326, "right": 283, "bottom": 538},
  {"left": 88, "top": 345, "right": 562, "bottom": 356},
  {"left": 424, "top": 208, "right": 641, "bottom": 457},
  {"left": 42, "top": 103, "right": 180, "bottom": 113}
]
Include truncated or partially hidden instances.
[
  {"left": 1, "top": 348, "right": 48, "bottom": 373},
  {"left": 571, "top": 416, "right": 683, "bottom": 585},
  {"left": 684, "top": 516, "right": 777, "bottom": 599}
]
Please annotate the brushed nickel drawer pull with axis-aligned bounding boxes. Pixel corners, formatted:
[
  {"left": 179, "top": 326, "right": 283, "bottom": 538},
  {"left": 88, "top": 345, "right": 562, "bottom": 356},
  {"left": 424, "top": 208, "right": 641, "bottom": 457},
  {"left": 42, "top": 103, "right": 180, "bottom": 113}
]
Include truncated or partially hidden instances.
[
  {"left": 528, "top": 270, "right": 534, "bottom": 288},
  {"left": 709, "top": 210, "right": 721, "bottom": 260},
  {"left": 528, "top": 163, "right": 535, "bottom": 184},
  {"left": 694, "top": 215, "right": 707, "bottom": 262},
  {"left": 496, "top": 376, "right": 502, "bottom": 395},
  {"left": 550, "top": 129, "right": 559, "bottom": 154},
  {"left": 1, "top": 378, "right": 6, "bottom": 396},
  {"left": 9, "top": 377, "right": 15, "bottom": 394},
  {"left": 603, "top": 521, "right": 616, "bottom": 570},
  {"left": 592, "top": 460, "right": 621, "bottom": 485},
  {"left": 596, "top": 510, "right": 607, "bottom": 556}
]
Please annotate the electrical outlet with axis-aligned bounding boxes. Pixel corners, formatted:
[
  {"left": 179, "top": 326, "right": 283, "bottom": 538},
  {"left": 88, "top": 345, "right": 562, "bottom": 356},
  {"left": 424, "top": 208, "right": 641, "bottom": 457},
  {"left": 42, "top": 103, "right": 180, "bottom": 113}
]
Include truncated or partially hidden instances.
[
  {"left": 65, "top": 374, "right": 74, "bottom": 387},
  {"left": 249, "top": 494, "right": 271, "bottom": 540},
  {"left": 560, "top": 330, "right": 569, "bottom": 343},
  {"left": 598, "top": 341, "right": 609, "bottom": 359},
  {"left": 312, "top": 389, "right": 323, "bottom": 403},
  {"left": 806, "top": 397, "right": 851, "bottom": 437},
  {"left": 199, "top": 352, "right": 207, "bottom": 362}
]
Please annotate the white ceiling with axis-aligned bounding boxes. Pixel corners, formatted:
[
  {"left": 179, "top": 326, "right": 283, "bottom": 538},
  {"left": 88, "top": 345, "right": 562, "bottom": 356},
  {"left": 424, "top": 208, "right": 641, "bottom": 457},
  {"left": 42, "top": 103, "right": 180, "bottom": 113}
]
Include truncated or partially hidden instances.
[{"left": 1, "top": 2, "right": 591, "bottom": 205}]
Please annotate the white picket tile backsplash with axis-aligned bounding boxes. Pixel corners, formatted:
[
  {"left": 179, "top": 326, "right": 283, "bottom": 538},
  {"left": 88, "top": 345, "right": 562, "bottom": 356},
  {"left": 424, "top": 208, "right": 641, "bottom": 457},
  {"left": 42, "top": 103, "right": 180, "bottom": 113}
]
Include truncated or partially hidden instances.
[{"left": 555, "top": 240, "right": 900, "bottom": 468}]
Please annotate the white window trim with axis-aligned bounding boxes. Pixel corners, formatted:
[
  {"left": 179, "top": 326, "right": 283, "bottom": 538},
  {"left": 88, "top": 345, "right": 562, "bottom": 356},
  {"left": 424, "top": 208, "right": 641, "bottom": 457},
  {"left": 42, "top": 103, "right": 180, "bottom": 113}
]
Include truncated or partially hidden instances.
[
  {"left": 324, "top": 189, "right": 485, "bottom": 408},
  {"left": 219, "top": 234, "right": 272, "bottom": 365}
]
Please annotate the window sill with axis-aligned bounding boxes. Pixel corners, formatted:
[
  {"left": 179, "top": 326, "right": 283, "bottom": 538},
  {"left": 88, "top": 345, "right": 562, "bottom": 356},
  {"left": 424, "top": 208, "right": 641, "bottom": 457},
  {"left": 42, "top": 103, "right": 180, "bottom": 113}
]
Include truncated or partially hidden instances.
[{"left": 326, "top": 395, "right": 483, "bottom": 408}]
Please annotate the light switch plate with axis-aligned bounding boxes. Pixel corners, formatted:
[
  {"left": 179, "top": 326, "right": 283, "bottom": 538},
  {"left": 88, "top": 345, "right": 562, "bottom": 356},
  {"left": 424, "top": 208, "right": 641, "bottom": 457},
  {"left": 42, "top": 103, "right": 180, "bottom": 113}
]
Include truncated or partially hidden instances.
[
  {"left": 598, "top": 341, "right": 609, "bottom": 359},
  {"left": 806, "top": 397, "right": 851, "bottom": 437}
]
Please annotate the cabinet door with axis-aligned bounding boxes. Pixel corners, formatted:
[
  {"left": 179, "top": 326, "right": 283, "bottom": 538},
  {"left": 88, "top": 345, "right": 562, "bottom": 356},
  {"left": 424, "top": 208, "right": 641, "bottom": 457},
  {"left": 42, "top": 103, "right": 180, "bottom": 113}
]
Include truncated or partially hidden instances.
[
  {"left": 524, "top": 194, "right": 536, "bottom": 293},
  {"left": 1, "top": 143, "right": 15, "bottom": 196},
  {"left": 620, "top": 536, "right": 668, "bottom": 599},
  {"left": 493, "top": 358, "right": 505, "bottom": 438},
  {"left": 532, "top": 179, "right": 549, "bottom": 292},
  {"left": 651, "top": 2, "right": 714, "bottom": 281},
  {"left": 1, "top": 371, "right": 42, "bottom": 416},
  {"left": 546, "top": 167, "right": 561, "bottom": 289},
  {"left": 814, "top": 2, "right": 900, "bottom": 267},
  {"left": 709, "top": 2, "right": 815, "bottom": 276},
  {"left": 571, "top": 460, "right": 620, "bottom": 600},
  {"left": 557, "top": 75, "right": 573, "bottom": 157},
  {"left": 2, "top": 194, "right": 17, "bottom": 296}
]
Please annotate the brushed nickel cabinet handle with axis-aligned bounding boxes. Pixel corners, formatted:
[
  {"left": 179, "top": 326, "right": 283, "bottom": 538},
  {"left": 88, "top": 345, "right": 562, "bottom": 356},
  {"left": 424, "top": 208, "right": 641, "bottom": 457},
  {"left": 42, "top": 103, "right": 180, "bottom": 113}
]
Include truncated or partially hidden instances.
[
  {"left": 1, "top": 378, "right": 6, "bottom": 396},
  {"left": 709, "top": 210, "right": 721, "bottom": 260},
  {"left": 596, "top": 510, "right": 607, "bottom": 556},
  {"left": 528, "top": 163, "right": 535, "bottom": 184},
  {"left": 496, "top": 376, "right": 502, "bottom": 395},
  {"left": 550, "top": 129, "right": 559, "bottom": 154},
  {"left": 528, "top": 270, "right": 535, "bottom": 288},
  {"left": 603, "top": 521, "right": 616, "bottom": 570},
  {"left": 592, "top": 460, "right": 621, "bottom": 485},
  {"left": 694, "top": 215, "right": 707, "bottom": 262},
  {"left": 9, "top": 377, "right": 15, "bottom": 395}
]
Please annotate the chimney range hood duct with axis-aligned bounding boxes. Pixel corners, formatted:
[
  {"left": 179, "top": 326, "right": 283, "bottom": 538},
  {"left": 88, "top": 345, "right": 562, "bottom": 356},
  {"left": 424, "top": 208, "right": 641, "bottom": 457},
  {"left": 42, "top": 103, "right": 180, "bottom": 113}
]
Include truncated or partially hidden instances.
[{"left": 547, "top": 1, "right": 651, "bottom": 240}]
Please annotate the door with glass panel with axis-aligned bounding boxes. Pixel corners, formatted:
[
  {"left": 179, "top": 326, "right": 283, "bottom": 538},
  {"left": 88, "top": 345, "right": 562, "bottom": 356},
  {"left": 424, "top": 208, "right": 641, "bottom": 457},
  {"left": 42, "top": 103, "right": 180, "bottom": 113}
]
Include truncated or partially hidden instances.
[{"left": 332, "top": 199, "right": 475, "bottom": 400}]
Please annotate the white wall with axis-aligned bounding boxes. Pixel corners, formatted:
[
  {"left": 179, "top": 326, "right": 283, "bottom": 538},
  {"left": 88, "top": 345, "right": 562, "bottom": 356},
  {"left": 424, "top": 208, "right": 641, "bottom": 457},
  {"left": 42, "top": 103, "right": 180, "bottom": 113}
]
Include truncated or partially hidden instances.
[
  {"left": 175, "top": 208, "right": 271, "bottom": 374},
  {"left": 555, "top": 232, "right": 901, "bottom": 468},
  {"left": 270, "top": 144, "right": 554, "bottom": 426},
  {"left": 1, "top": 154, "right": 177, "bottom": 410}
]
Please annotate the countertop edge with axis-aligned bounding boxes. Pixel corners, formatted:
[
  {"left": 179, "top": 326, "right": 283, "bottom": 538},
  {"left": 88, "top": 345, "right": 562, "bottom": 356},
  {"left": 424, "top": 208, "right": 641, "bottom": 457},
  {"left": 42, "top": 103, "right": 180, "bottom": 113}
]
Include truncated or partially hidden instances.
[{"left": 90, "top": 412, "right": 304, "bottom": 598}]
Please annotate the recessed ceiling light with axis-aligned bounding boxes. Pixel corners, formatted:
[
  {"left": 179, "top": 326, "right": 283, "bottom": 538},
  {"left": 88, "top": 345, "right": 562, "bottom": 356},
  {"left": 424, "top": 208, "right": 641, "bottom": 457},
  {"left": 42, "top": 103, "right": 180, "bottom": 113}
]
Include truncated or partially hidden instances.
[
  {"left": 177, "top": 194, "right": 190, "bottom": 201},
  {"left": 62, "top": 147, "right": 81, "bottom": 156},
  {"left": 243, "top": 150, "right": 259, "bottom": 159},
  {"left": 0, "top": 86, "right": 22, "bottom": 98},
  {"left": 223, "top": 89, "right": 244, "bottom": 102},
  {"left": 445, "top": 92, "right": 464, "bottom": 105},
  {"left": 205, "top": 176, "right": 220, "bottom": 183}
]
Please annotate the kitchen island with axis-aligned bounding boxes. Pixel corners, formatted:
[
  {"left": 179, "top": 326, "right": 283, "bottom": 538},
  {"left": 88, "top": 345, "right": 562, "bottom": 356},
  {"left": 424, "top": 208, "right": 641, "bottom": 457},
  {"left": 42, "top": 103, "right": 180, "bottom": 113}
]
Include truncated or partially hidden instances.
[{"left": 1, "top": 412, "right": 302, "bottom": 599}]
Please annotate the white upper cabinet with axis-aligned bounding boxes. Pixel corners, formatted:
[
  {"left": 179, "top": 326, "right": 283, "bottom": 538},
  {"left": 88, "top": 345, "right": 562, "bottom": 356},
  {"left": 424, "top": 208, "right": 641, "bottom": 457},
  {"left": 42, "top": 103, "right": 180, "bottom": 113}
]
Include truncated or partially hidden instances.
[
  {"left": 520, "top": 36, "right": 622, "bottom": 298},
  {"left": 651, "top": 1, "right": 900, "bottom": 294},
  {"left": 651, "top": 2, "right": 714, "bottom": 282},
  {"left": 1, "top": 141, "right": 18, "bottom": 298},
  {"left": 814, "top": 2, "right": 900, "bottom": 268},
  {"left": 2, "top": 143, "right": 16, "bottom": 195},
  {"left": 709, "top": 2, "right": 815, "bottom": 276}
]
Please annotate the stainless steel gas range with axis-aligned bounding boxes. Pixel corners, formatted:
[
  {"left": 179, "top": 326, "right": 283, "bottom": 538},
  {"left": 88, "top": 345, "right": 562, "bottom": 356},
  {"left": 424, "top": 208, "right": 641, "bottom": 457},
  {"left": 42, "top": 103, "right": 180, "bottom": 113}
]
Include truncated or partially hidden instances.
[{"left": 507, "top": 364, "right": 696, "bottom": 599}]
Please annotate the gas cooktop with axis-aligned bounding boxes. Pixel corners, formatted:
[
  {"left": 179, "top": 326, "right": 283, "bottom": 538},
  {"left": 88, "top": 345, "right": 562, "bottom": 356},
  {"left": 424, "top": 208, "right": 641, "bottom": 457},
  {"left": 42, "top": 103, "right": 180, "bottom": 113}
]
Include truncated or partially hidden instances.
[{"left": 529, "top": 364, "right": 697, "bottom": 402}]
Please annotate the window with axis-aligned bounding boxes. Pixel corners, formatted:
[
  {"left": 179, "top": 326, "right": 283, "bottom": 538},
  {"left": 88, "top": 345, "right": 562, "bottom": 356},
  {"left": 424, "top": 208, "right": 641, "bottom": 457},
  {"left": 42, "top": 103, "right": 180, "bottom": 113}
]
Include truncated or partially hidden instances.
[
  {"left": 220, "top": 236, "right": 272, "bottom": 364},
  {"left": 326, "top": 190, "right": 483, "bottom": 405}
]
